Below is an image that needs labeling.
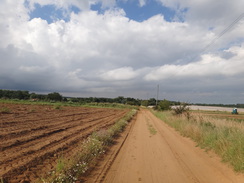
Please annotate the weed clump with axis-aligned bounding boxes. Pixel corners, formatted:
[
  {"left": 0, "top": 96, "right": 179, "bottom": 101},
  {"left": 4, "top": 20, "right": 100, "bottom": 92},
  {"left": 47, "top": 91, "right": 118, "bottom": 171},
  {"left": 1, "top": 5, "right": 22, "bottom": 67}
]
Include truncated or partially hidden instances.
[
  {"left": 53, "top": 104, "right": 62, "bottom": 110},
  {"left": 0, "top": 107, "right": 11, "bottom": 114},
  {"left": 172, "top": 103, "right": 189, "bottom": 115}
]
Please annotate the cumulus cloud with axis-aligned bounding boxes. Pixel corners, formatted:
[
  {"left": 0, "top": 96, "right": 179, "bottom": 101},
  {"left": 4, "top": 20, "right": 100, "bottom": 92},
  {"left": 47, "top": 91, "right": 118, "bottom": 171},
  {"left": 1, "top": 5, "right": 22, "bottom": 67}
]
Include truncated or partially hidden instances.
[
  {"left": 101, "top": 67, "right": 138, "bottom": 81},
  {"left": 138, "top": 0, "right": 147, "bottom": 7},
  {"left": 145, "top": 44, "right": 244, "bottom": 80},
  {"left": 26, "top": 0, "right": 123, "bottom": 12},
  {"left": 26, "top": 0, "right": 91, "bottom": 11},
  {"left": 0, "top": 0, "right": 244, "bottom": 103},
  {"left": 158, "top": 0, "right": 244, "bottom": 35}
]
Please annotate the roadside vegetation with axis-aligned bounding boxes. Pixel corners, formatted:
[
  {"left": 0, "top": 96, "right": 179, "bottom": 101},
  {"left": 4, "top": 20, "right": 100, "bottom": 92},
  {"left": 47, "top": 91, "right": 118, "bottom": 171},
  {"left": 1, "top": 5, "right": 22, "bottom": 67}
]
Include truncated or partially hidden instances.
[
  {"left": 147, "top": 122, "right": 157, "bottom": 135},
  {"left": 153, "top": 108, "right": 244, "bottom": 172},
  {"left": 146, "top": 117, "right": 157, "bottom": 135},
  {"left": 41, "top": 109, "right": 137, "bottom": 183}
]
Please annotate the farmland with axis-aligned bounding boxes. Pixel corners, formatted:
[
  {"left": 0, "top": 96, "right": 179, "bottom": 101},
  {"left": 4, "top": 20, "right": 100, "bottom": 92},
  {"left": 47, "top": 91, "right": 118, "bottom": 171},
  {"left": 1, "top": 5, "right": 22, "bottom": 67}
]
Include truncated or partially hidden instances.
[
  {"left": 1, "top": 102, "right": 244, "bottom": 183},
  {"left": 0, "top": 103, "right": 129, "bottom": 182}
]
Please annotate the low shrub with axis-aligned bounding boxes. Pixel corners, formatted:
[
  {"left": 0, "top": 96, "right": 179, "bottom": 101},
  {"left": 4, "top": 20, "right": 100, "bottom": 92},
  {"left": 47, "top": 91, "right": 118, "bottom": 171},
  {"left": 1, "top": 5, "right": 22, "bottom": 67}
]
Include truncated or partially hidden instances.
[{"left": 172, "top": 103, "right": 189, "bottom": 115}]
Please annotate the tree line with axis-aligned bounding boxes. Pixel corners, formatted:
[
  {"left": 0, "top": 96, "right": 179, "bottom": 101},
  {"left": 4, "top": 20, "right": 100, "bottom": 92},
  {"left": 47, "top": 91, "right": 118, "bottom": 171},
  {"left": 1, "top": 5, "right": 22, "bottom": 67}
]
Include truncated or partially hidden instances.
[
  {"left": 1, "top": 89, "right": 243, "bottom": 109},
  {"left": 0, "top": 89, "right": 178, "bottom": 108},
  {"left": 0, "top": 89, "right": 61, "bottom": 101},
  {"left": 0, "top": 89, "right": 143, "bottom": 106}
]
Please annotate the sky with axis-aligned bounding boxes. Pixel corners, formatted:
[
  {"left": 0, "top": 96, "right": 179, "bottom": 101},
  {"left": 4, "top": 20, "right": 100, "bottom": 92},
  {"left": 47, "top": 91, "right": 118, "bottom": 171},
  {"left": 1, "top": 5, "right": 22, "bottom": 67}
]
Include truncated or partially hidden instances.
[{"left": 0, "top": 0, "right": 244, "bottom": 104}]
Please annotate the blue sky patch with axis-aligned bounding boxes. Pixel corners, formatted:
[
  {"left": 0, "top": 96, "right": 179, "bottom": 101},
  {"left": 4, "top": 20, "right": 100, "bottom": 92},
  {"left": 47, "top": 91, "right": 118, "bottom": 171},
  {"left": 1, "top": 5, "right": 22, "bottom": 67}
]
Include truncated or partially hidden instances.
[
  {"left": 91, "top": 0, "right": 175, "bottom": 22},
  {"left": 91, "top": 2, "right": 105, "bottom": 14},
  {"left": 28, "top": 1, "right": 176, "bottom": 23},
  {"left": 117, "top": 0, "right": 175, "bottom": 22},
  {"left": 29, "top": 3, "right": 80, "bottom": 23}
]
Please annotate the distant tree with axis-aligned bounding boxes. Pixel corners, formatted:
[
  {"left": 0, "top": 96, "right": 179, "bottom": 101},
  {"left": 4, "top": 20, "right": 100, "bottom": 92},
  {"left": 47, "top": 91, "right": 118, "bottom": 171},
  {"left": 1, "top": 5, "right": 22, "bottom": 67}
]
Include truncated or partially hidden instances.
[
  {"left": 126, "top": 97, "right": 140, "bottom": 106},
  {"left": 94, "top": 97, "right": 101, "bottom": 103},
  {"left": 158, "top": 99, "right": 171, "bottom": 111},
  {"left": 47, "top": 92, "right": 63, "bottom": 101},
  {"left": 20, "top": 90, "right": 29, "bottom": 99},
  {"left": 0, "top": 89, "right": 29, "bottom": 100},
  {"left": 30, "top": 93, "right": 48, "bottom": 101},
  {"left": 237, "top": 103, "right": 244, "bottom": 108},
  {"left": 36, "top": 94, "right": 46, "bottom": 100},
  {"left": 70, "top": 98, "right": 79, "bottom": 102},
  {"left": 148, "top": 98, "right": 156, "bottom": 106},
  {"left": 141, "top": 100, "right": 149, "bottom": 106},
  {"left": 30, "top": 93, "right": 38, "bottom": 99},
  {"left": 114, "top": 96, "right": 126, "bottom": 104}
]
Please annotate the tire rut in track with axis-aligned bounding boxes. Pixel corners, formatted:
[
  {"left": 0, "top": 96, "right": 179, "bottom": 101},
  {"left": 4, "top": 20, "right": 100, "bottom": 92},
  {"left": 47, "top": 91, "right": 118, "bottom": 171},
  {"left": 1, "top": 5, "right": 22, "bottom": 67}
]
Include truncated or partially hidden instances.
[
  {"left": 88, "top": 113, "right": 137, "bottom": 183},
  {"left": 145, "top": 111, "right": 200, "bottom": 183}
]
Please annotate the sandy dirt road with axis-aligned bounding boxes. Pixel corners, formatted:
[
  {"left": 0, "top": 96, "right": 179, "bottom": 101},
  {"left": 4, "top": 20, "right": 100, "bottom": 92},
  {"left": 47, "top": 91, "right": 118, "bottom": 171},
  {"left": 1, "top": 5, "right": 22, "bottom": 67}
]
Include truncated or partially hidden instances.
[{"left": 102, "top": 109, "right": 244, "bottom": 183}]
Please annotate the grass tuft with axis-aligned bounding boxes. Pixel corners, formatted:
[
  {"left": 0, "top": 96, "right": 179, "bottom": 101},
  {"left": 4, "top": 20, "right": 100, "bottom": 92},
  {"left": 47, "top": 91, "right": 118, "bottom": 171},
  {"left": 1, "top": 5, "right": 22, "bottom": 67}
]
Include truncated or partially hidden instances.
[
  {"left": 0, "top": 107, "right": 11, "bottom": 114},
  {"left": 53, "top": 104, "right": 62, "bottom": 110},
  {"left": 146, "top": 117, "right": 157, "bottom": 135}
]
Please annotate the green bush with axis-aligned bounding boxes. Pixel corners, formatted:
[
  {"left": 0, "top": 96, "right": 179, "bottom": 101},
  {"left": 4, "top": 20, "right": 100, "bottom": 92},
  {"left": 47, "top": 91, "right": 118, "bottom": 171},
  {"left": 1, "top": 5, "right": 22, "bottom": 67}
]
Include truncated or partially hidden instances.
[{"left": 158, "top": 99, "right": 171, "bottom": 111}]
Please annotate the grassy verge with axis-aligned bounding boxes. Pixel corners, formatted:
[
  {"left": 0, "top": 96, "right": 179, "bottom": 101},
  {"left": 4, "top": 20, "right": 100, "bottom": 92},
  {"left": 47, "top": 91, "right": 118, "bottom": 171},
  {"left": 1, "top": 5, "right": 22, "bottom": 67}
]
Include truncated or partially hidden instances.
[
  {"left": 153, "top": 110, "right": 244, "bottom": 172},
  {"left": 41, "top": 109, "right": 137, "bottom": 182}
]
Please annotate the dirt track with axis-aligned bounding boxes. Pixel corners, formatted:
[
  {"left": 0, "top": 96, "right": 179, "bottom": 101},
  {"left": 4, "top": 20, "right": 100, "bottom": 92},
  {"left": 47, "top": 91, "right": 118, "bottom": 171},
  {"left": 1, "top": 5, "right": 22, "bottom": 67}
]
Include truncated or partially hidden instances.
[
  {"left": 0, "top": 103, "right": 128, "bottom": 183},
  {"left": 102, "top": 109, "right": 244, "bottom": 183}
]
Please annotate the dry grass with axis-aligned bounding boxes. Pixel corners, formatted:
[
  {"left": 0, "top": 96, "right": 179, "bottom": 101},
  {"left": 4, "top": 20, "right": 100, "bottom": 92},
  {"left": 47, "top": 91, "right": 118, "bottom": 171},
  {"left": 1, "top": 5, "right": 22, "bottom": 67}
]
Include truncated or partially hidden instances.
[
  {"left": 153, "top": 110, "right": 244, "bottom": 172},
  {"left": 191, "top": 112, "right": 244, "bottom": 130}
]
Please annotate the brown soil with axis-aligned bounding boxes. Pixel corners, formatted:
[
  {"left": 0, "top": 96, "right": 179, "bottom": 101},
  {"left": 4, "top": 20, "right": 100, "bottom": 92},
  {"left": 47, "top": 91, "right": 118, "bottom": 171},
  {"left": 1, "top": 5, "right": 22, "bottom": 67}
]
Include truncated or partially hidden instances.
[
  {"left": 0, "top": 103, "right": 128, "bottom": 183},
  {"left": 88, "top": 109, "right": 244, "bottom": 183}
]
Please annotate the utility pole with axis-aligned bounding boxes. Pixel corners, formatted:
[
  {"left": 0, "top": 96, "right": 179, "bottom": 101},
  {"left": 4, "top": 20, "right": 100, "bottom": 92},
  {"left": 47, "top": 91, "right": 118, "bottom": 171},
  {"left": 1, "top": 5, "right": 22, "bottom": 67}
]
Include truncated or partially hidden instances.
[{"left": 156, "top": 84, "right": 159, "bottom": 107}]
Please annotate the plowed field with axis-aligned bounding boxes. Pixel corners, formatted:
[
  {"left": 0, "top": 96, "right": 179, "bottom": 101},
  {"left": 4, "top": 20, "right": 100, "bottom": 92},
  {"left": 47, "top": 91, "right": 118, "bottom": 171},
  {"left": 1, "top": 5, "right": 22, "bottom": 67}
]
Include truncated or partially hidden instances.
[{"left": 0, "top": 103, "right": 128, "bottom": 183}]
